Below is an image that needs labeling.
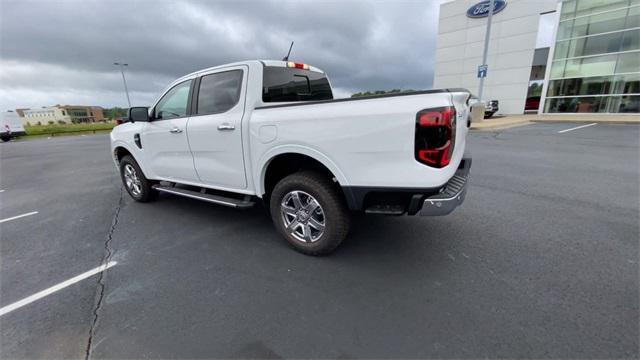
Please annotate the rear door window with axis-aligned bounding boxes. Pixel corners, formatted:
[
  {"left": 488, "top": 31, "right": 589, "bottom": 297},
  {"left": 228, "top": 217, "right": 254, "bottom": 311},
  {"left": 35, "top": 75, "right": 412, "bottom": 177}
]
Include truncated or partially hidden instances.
[
  {"left": 262, "top": 66, "right": 333, "bottom": 102},
  {"left": 196, "top": 70, "right": 243, "bottom": 115}
]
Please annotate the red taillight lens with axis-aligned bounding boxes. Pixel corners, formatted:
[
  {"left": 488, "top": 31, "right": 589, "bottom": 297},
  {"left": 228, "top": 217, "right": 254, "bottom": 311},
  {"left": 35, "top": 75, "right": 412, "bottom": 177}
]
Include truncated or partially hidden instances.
[
  {"left": 418, "top": 108, "right": 453, "bottom": 127},
  {"left": 417, "top": 142, "right": 451, "bottom": 167},
  {"left": 415, "top": 106, "right": 456, "bottom": 168},
  {"left": 287, "top": 61, "right": 309, "bottom": 70}
]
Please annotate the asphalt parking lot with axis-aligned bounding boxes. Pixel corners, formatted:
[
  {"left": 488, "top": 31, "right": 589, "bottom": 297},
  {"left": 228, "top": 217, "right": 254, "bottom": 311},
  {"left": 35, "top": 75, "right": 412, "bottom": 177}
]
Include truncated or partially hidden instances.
[{"left": 1, "top": 122, "right": 638, "bottom": 359}]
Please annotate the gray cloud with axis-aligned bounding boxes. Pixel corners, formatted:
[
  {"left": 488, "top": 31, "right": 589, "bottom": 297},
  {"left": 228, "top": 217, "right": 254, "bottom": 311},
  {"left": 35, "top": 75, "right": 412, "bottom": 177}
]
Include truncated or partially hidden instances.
[{"left": 0, "top": 0, "right": 443, "bottom": 110}]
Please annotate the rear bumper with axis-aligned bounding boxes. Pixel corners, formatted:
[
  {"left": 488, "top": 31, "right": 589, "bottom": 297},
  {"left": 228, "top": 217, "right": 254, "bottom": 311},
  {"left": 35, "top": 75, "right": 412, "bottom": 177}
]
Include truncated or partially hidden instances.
[
  {"left": 418, "top": 157, "right": 471, "bottom": 216},
  {"left": 341, "top": 157, "right": 472, "bottom": 216}
]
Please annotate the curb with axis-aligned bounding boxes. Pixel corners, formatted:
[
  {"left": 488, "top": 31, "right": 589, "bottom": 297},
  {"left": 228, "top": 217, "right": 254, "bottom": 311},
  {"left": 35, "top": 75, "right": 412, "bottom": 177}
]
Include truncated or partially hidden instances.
[
  {"left": 470, "top": 121, "right": 532, "bottom": 131},
  {"left": 470, "top": 115, "right": 639, "bottom": 130}
]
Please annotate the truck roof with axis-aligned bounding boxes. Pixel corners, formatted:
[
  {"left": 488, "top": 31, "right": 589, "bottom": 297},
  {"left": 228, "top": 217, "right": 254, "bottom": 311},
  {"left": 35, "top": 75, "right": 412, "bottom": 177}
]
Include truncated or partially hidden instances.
[{"left": 174, "top": 60, "right": 325, "bottom": 84}]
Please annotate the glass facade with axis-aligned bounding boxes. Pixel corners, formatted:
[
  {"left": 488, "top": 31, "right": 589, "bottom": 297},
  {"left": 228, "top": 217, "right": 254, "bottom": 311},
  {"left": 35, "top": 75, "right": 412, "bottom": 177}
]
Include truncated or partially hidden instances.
[{"left": 545, "top": 0, "right": 640, "bottom": 113}]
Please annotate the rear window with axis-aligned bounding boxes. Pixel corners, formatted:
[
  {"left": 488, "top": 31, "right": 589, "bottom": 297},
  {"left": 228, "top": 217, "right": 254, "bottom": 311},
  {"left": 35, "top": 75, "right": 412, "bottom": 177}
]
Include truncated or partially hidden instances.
[{"left": 262, "top": 66, "right": 333, "bottom": 102}]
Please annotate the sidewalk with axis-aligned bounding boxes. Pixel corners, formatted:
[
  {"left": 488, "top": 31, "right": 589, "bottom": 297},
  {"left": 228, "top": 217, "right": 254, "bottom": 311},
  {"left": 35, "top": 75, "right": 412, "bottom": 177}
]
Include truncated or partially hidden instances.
[{"left": 471, "top": 113, "right": 639, "bottom": 130}]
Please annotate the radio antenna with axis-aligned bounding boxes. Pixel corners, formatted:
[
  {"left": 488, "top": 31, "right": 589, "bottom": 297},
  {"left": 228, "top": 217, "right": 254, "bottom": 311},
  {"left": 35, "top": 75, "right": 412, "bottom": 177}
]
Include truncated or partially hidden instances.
[{"left": 282, "top": 41, "right": 294, "bottom": 61}]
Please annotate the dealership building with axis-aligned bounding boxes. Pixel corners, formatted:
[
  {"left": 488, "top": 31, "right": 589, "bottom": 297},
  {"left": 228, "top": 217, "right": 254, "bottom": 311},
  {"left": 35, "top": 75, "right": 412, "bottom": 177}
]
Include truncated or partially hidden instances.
[{"left": 434, "top": 0, "right": 639, "bottom": 115}]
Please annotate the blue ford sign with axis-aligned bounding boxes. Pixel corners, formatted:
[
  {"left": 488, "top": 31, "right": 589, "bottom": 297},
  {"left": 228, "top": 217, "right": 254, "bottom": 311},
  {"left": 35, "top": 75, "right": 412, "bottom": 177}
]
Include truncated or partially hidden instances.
[{"left": 466, "top": 0, "right": 507, "bottom": 18}]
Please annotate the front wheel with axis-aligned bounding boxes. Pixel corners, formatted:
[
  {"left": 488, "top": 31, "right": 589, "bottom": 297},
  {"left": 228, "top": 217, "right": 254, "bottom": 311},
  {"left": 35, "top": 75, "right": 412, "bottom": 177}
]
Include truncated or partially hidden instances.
[
  {"left": 119, "top": 155, "right": 156, "bottom": 202},
  {"left": 270, "top": 171, "right": 350, "bottom": 256}
]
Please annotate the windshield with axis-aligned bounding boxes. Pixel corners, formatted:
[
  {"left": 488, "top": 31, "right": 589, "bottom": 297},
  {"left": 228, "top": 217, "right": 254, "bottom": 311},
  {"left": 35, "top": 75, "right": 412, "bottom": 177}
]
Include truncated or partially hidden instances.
[{"left": 262, "top": 66, "right": 333, "bottom": 102}]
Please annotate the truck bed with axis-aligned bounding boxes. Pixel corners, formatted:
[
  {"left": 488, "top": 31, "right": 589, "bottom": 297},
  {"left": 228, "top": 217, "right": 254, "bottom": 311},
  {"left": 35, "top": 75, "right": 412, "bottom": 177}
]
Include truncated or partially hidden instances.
[{"left": 250, "top": 88, "right": 471, "bottom": 192}]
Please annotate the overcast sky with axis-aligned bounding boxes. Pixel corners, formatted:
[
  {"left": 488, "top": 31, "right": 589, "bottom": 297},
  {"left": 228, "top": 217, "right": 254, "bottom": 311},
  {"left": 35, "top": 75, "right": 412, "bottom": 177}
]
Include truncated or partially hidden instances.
[{"left": 0, "top": 0, "right": 445, "bottom": 110}]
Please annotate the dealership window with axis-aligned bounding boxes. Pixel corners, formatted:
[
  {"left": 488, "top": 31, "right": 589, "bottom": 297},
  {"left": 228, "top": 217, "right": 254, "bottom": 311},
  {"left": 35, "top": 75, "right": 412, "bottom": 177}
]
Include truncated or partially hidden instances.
[
  {"left": 545, "top": 95, "right": 639, "bottom": 113},
  {"left": 526, "top": 12, "right": 559, "bottom": 112},
  {"left": 545, "top": 0, "right": 640, "bottom": 113},
  {"left": 561, "top": 0, "right": 633, "bottom": 20}
]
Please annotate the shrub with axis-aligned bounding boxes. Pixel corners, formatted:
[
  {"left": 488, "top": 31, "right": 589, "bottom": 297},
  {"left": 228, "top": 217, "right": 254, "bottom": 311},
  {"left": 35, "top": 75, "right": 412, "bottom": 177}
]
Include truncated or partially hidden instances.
[
  {"left": 57, "top": 120, "right": 66, "bottom": 125},
  {"left": 48, "top": 120, "right": 55, "bottom": 125},
  {"left": 36, "top": 121, "right": 42, "bottom": 126}
]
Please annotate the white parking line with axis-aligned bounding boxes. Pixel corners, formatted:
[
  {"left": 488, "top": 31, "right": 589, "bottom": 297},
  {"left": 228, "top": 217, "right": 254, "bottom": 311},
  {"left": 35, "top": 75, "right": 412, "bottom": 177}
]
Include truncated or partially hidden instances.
[
  {"left": 557, "top": 123, "right": 597, "bottom": 134},
  {"left": 0, "top": 190, "right": 5, "bottom": 193},
  {"left": 0, "top": 211, "right": 39, "bottom": 224},
  {"left": 0, "top": 261, "right": 117, "bottom": 317}
]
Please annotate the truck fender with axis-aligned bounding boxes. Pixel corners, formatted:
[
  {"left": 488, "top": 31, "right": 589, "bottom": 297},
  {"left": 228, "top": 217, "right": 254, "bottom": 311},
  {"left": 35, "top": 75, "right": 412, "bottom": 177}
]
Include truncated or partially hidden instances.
[
  {"left": 256, "top": 145, "right": 349, "bottom": 196},
  {"left": 111, "top": 141, "right": 152, "bottom": 178}
]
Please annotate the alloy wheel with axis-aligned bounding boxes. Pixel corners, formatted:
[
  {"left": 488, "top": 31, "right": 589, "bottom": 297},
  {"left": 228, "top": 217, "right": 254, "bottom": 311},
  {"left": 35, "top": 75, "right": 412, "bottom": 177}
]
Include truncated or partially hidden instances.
[
  {"left": 280, "top": 190, "right": 326, "bottom": 243},
  {"left": 123, "top": 163, "right": 142, "bottom": 196}
]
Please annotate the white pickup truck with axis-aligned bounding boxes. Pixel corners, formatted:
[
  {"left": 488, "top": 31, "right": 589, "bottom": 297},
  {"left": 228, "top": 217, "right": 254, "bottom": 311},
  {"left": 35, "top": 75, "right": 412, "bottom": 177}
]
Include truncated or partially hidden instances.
[{"left": 110, "top": 60, "right": 472, "bottom": 255}]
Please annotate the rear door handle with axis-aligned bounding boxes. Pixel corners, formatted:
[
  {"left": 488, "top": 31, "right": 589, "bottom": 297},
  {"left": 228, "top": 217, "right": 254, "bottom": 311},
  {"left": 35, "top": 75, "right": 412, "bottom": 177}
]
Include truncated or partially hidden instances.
[
  {"left": 217, "top": 123, "right": 235, "bottom": 131},
  {"left": 169, "top": 127, "right": 183, "bottom": 133}
]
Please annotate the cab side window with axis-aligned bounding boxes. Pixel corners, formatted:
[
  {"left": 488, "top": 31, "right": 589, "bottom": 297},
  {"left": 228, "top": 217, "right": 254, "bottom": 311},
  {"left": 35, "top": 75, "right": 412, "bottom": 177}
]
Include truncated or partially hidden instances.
[
  {"left": 155, "top": 80, "right": 192, "bottom": 120},
  {"left": 196, "top": 70, "right": 243, "bottom": 115}
]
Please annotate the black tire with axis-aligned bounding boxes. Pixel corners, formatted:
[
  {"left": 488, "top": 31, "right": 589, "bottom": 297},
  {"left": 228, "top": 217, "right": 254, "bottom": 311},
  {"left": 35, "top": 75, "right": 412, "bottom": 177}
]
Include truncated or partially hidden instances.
[
  {"left": 1, "top": 136, "right": 10, "bottom": 142},
  {"left": 119, "top": 155, "right": 156, "bottom": 202},
  {"left": 484, "top": 111, "right": 495, "bottom": 119},
  {"left": 270, "top": 171, "right": 350, "bottom": 256}
]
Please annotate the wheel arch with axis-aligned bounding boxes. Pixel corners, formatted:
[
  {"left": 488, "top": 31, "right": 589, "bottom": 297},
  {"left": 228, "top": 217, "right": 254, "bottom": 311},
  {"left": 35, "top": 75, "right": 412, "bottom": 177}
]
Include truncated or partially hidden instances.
[
  {"left": 258, "top": 148, "right": 349, "bottom": 200},
  {"left": 113, "top": 145, "right": 133, "bottom": 163},
  {"left": 112, "top": 144, "right": 152, "bottom": 179}
]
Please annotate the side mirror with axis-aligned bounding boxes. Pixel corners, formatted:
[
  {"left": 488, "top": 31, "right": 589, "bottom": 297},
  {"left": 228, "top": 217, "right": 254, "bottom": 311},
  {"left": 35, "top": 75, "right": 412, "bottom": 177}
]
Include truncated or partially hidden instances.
[{"left": 128, "top": 107, "right": 150, "bottom": 123}]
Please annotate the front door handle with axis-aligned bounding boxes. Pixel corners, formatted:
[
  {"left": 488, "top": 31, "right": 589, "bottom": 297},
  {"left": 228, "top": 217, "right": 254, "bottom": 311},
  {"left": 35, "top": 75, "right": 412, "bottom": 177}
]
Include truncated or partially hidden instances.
[
  {"left": 217, "top": 123, "right": 235, "bottom": 131},
  {"left": 169, "top": 127, "right": 183, "bottom": 133}
]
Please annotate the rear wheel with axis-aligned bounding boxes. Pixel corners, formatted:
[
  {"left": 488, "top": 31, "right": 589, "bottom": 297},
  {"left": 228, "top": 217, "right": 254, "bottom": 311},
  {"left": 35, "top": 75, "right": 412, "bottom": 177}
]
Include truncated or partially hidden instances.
[
  {"left": 270, "top": 171, "right": 350, "bottom": 256},
  {"left": 119, "top": 155, "right": 156, "bottom": 202},
  {"left": 1, "top": 135, "right": 10, "bottom": 142}
]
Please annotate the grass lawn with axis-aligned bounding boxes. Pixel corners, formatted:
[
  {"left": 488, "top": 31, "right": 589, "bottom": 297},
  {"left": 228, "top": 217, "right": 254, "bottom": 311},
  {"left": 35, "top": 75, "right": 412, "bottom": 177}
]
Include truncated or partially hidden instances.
[{"left": 24, "top": 122, "right": 115, "bottom": 137}]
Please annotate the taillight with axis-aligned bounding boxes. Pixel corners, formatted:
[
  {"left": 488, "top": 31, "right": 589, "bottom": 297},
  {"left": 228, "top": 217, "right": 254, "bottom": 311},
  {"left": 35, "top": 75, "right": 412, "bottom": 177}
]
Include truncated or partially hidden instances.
[{"left": 414, "top": 106, "right": 456, "bottom": 168}]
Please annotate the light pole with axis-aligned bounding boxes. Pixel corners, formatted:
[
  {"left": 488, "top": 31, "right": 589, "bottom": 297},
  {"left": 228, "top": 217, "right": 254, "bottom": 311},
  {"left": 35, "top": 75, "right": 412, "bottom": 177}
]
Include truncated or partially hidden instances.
[
  {"left": 477, "top": 0, "right": 495, "bottom": 103},
  {"left": 113, "top": 62, "right": 131, "bottom": 107}
]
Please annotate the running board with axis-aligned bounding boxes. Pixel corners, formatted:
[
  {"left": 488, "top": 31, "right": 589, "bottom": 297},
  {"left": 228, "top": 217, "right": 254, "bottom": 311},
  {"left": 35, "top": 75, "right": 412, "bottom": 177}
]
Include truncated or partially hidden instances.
[{"left": 152, "top": 185, "right": 254, "bottom": 209}]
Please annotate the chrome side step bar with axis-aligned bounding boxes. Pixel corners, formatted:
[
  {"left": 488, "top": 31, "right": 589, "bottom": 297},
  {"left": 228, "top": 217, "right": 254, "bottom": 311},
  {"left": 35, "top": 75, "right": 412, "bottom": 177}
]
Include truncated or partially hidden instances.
[{"left": 152, "top": 185, "right": 254, "bottom": 209}]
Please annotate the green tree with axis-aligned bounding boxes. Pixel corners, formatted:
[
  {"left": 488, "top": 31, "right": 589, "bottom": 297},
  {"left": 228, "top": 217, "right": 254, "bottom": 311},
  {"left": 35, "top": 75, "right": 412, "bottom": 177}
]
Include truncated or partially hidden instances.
[{"left": 104, "top": 107, "right": 128, "bottom": 120}]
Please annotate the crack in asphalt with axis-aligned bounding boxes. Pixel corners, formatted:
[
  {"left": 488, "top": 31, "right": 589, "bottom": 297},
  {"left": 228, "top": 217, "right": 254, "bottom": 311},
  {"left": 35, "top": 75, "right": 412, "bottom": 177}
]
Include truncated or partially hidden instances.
[{"left": 84, "top": 187, "right": 123, "bottom": 360}]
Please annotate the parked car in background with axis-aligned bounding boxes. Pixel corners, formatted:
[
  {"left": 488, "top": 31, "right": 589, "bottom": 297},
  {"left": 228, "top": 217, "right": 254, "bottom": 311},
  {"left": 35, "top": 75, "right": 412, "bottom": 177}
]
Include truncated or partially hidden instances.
[
  {"left": 1, "top": 111, "right": 26, "bottom": 142},
  {"left": 484, "top": 99, "right": 499, "bottom": 118},
  {"left": 111, "top": 60, "right": 473, "bottom": 255}
]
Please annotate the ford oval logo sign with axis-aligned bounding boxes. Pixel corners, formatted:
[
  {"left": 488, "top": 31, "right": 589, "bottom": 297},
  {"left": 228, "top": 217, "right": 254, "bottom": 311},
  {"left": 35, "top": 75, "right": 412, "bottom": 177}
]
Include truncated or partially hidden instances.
[{"left": 466, "top": 0, "right": 507, "bottom": 18}]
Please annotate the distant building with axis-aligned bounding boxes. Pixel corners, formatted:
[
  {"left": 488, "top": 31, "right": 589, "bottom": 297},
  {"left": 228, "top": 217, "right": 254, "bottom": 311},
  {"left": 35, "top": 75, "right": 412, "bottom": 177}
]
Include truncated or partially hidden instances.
[{"left": 20, "top": 105, "right": 105, "bottom": 125}]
